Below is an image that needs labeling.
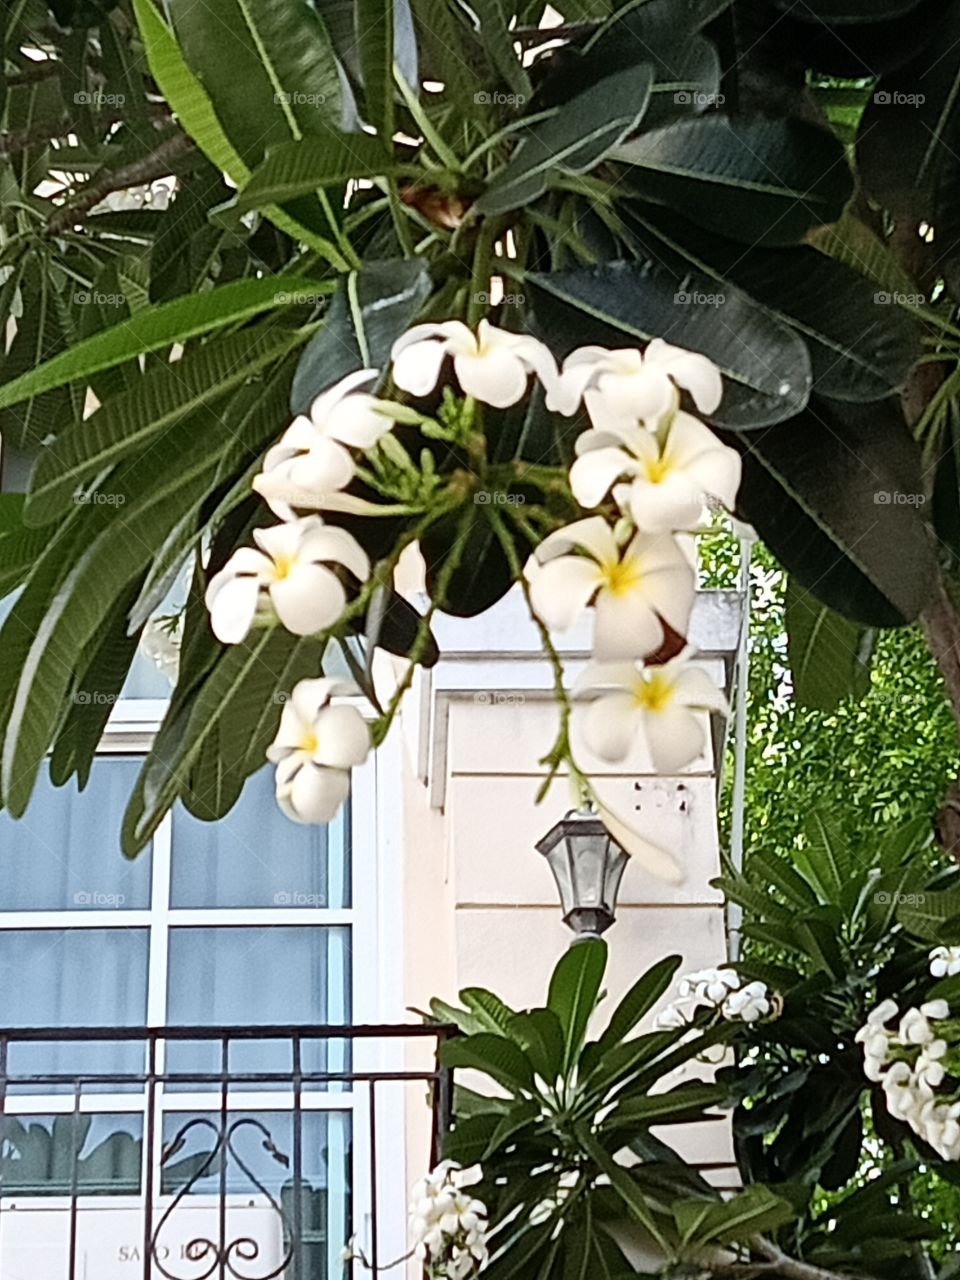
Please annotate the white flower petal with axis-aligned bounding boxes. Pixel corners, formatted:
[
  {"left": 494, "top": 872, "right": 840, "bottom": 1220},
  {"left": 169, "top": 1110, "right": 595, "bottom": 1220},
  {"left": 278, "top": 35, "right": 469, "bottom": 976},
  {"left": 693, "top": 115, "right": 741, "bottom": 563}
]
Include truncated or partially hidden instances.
[
  {"left": 312, "top": 703, "right": 371, "bottom": 769},
  {"left": 582, "top": 692, "right": 641, "bottom": 761},
  {"left": 454, "top": 346, "right": 528, "bottom": 408},
  {"left": 269, "top": 563, "right": 346, "bottom": 635},
  {"left": 391, "top": 337, "right": 449, "bottom": 397},
  {"left": 299, "top": 523, "right": 371, "bottom": 582},
  {"left": 535, "top": 515, "right": 619, "bottom": 565},
  {"left": 645, "top": 339, "right": 723, "bottom": 414},
  {"left": 593, "top": 588, "right": 664, "bottom": 660},
  {"left": 641, "top": 705, "right": 706, "bottom": 772},
  {"left": 569, "top": 447, "right": 634, "bottom": 509},
  {"left": 283, "top": 760, "right": 351, "bottom": 823},
  {"left": 596, "top": 801, "right": 683, "bottom": 883},
  {"left": 527, "top": 556, "right": 601, "bottom": 632},
  {"left": 206, "top": 572, "right": 263, "bottom": 644}
]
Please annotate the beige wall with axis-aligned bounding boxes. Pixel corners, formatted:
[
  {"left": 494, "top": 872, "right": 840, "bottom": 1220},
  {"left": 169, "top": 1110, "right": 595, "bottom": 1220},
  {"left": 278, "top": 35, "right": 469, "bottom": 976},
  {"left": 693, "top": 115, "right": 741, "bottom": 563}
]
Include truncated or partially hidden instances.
[{"left": 396, "top": 587, "right": 745, "bottom": 1193}]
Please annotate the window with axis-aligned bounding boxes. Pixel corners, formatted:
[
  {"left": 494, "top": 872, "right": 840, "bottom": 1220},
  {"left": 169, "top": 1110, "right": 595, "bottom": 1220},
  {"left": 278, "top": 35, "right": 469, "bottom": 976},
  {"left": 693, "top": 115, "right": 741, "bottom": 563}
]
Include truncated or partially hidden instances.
[{"left": 0, "top": 697, "right": 392, "bottom": 1278}]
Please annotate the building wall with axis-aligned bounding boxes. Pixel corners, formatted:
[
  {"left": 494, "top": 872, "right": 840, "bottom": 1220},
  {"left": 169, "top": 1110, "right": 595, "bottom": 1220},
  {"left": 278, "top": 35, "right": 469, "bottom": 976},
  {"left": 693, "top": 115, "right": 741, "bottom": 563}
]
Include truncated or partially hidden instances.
[{"left": 396, "top": 586, "right": 745, "bottom": 1193}]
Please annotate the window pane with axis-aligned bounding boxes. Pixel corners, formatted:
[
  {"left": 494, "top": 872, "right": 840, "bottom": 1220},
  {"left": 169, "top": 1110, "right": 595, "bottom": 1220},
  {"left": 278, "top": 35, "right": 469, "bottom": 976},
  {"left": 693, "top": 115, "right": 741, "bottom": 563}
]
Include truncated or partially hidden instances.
[
  {"left": 0, "top": 930, "right": 149, "bottom": 1083},
  {"left": 170, "top": 771, "right": 350, "bottom": 909},
  {"left": 0, "top": 758, "right": 152, "bottom": 911},
  {"left": 165, "top": 928, "right": 351, "bottom": 1085},
  {"left": 0, "top": 1113, "right": 143, "bottom": 1196}
]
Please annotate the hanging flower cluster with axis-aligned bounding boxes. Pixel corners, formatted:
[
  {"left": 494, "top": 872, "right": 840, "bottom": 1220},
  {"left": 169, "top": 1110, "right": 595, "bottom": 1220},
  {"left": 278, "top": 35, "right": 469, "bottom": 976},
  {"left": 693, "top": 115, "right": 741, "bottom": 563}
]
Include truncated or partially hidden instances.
[
  {"left": 856, "top": 997, "right": 960, "bottom": 1159},
  {"left": 656, "top": 967, "right": 778, "bottom": 1028},
  {"left": 200, "top": 318, "right": 739, "bottom": 849},
  {"left": 526, "top": 342, "right": 738, "bottom": 780},
  {"left": 409, "top": 1161, "right": 490, "bottom": 1279}
]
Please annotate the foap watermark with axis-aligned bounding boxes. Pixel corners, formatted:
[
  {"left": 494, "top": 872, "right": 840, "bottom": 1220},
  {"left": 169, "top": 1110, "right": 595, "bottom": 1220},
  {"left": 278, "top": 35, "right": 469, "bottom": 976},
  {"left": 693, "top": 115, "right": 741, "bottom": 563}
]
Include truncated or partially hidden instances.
[
  {"left": 74, "top": 290, "right": 125, "bottom": 306},
  {"left": 874, "top": 490, "right": 926, "bottom": 506},
  {"left": 274, "top": 290, "right": 327, "bottom": 306},
  {"left": 474, "top": 490, "right": 526, "bottom": 506},
  {"left": 875, "top": 891, "right": 925, "bottom": 906},
  {"left": 74, "top": 890, "right": 126, "bottom": 908},
  {"left": 675, "top": 289, "right": 725, "bottom": 307},
  {"left": 473, "top": 290, "right": 525, "bottom": 307},
  {"left": 674, "top": 90, "right": 725, "bottom": 107},
  {"left": 74, "top": 489, "right": 125, "bottom": 507},
  {"left": 73, "top": 691, "right": 120, "bottom": 706},
  {"left": 875, "top": 290, "right": 926, "bottom": 306},
  {"left": 274, "top": 91, "right": 326, "bottom": 106},
  {"left": 273, "top": 890, "right": 325, "bottom": 906},
  {"left": 473, "top": 691, "right": 525, "bottom": 706},
  {"left": 873, "top": 90, "right": 926, "bottom": 107},
  {"left": 474, "top": 90, "right": 526, "bottom": 106},
  {"left": 74, "top": 90, "right": 125, "bottom": 107}
]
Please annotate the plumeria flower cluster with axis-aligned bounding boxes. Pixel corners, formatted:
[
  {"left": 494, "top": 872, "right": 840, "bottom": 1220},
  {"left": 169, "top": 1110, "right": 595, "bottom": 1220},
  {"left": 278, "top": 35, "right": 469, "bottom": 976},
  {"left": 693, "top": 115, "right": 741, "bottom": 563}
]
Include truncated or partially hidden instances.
[
  {"left": 201, "top": 316, "right": 737, "bottom": 844},
  {"left": 526, "top": 341, "right": 738, "bottom": 794},
  {"left": 656, "top": 967, "right": 778, "bottom": 1029},
  {"left": 409, "top": 1161, "right": 489, "bottom": 1280},
  {"left": 856, "top": 997, "right": 960, "bottom": 1160}
]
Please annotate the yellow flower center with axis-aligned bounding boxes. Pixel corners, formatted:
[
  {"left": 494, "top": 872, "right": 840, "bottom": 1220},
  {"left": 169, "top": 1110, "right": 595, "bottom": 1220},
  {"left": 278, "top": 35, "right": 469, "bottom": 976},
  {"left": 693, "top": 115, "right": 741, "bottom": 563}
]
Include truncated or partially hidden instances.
[
  {"left": 634, "top": 670, "right": 675, "bottom": 712},
  {"left": 601, "top": 556, "right": 642, "bottom": 596},
  {"left": 299, "top": 730, "right": 319, "bottom": 754},
  {"left": 644, "top": 453, "right": 672, "bottom": 484},
  {"left": 272, "top": 554, "right": 295, "bottom": 580}
]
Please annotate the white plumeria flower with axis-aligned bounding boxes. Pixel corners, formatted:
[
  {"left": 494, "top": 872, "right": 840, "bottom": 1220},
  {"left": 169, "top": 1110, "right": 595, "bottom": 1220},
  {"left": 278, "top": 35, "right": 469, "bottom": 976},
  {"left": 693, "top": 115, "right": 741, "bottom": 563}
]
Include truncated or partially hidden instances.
[
  {"left": 655, "top": 1001, "right": 690, "bottom": 1029},
  {"left": 569, "top": 411, "right": 741, "bottom": 533},
  {"left": 864, "top": 998, "right": 899, "bottom": 1028},
  {"left": 922, "top": 998, "right": 951, "bottom": 1021},
  {"left": 576, "top": 652, "right": 727, "bottom": 772},
  {"left": 253, "top": 370, "right": 395, "bottom": 520},
  {"left": 266, "top": 678, "right": 370, "bottom": 824},
  {"left": 882, "top": 1062, "right": 924, "bottom": 1122},
  {"left": 525, "top": 516, "right": 694, "bottom": 661},
  {"left": 899, "top": 1008, "right": 934, "bottom": 1046},
  {"left": 722, "top": 981, "right": 770, "bottom": 1024},
  {"left": 931, "top": 946, "right": 960, "bottom": 978},
  {"left": 548, "top": 338, "right": 723, "bottom": 426},
  {"left": 391, "top": 319, "right": 558, "bottom": 409},
  {"left": 205, "top": 516, "right": 370, "bottom": 643},
  {"left": 916, "top": 1039, "right": 949, "bottom": 1089}
]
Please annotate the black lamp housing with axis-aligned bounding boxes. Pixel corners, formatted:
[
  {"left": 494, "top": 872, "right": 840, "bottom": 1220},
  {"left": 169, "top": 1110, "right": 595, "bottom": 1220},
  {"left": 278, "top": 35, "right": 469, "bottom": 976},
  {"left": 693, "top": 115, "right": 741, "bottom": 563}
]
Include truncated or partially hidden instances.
[{"left": 536, "top": 809, "right": 630, "bottom": 942}]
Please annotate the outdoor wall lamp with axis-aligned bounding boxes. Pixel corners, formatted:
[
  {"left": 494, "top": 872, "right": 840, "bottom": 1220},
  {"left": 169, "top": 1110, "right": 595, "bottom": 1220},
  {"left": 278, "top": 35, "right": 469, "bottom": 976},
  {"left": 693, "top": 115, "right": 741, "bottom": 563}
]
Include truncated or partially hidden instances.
[{"left": 536, "top": 808, "right": 630, "bottom": 944}]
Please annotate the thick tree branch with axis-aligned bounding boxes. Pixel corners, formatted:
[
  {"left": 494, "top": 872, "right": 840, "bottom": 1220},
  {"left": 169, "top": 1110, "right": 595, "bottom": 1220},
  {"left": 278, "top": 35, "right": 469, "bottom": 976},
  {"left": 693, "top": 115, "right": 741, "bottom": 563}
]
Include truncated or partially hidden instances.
[
  {"left": 47, "top": 133, "right": 196, "bottom": 231},
  {"left": 707, "top": 1237, "right": 874, "bottom": 1280}
]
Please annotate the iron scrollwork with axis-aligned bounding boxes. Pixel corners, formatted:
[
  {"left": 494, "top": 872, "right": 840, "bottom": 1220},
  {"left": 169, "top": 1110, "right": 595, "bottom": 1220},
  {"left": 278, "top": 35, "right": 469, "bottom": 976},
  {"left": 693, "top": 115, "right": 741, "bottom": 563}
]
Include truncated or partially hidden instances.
[{"left": 150, "top": 1116, "right": 296, "bottom": 1280}]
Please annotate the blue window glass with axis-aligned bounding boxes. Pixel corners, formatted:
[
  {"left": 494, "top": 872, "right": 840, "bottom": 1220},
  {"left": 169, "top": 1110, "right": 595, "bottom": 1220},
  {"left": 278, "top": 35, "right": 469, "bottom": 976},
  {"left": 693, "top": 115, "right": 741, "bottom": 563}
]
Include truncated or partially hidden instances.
[
  {"left": 0, "top": 757, "right": 152, "bottom": 911},
  {"left": 165, "top": 928, "right": 351, "bottom": 1085},
  {"left": 0, "top": 928, "right": 149, "bottom": 1083},
  {"left": 170, "top": 770, "right": 350, "bottom": 910}
]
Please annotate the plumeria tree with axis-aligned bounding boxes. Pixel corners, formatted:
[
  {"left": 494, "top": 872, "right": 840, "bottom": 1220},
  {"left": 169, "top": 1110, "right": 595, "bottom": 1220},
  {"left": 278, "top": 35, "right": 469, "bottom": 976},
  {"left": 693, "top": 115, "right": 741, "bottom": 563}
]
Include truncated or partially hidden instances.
[{"left": 0, "top": 0, "right": 959, "bottom": 855}]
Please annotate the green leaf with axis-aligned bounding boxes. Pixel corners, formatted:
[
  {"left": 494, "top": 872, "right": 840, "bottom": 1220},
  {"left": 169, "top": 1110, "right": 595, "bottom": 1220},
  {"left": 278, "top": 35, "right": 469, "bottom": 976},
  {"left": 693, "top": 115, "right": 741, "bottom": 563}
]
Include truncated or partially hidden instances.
[
  {"left": 771, "top": 0, "right": 925, "bottom": 18},
  {"left": 167, "top": 0, "right": 343, "bottom": 169},
  {"left": 785, "top": 578, "right": 876, "bottom": 711},
  {"left": 605, "top": 1081, "right": 727, "bottom": 1128},
  {"left": 674, "top": 1185, "right": 794, "bottom": 1247},
  {"left": 236, "top": 134, "right": 394, "bottom": 211},
  {"left": 898, "top": 887, "right": 960, "bottom": 942},
  {"left": 477, "top": 65, "right": 655, "bottom": 216},
  {"left": 594, "top": 955, "right": 681, "bottom": 1056},
  {"left": 797, "top": 811, "right": 850, "bottom": 904},
  {"left": 25, "top": 326, "right": 306, "bottom": 523},
  {"left": 507, "top": 1010, "right": 565, "bottom": 1084},
  {"left": 0, "top": 277, "right": 330, "bottom": 412},
  {"left": 728, "top": 396, "right": 937, "bottom": 625},
  {"left": 291, "top": 258, "right": 430, "bottom": 412},
  {"left": 1, "top": 412, "right": 236, "bottom": 816},
  {"left": 547, "top": 938, "right": 607, "bottom": 1074},
  {"left": 439, "top": 1033, "right": 536, "bottom": 1097},
  {"left": 132, "top": 0, "right": 342, "bottom": 255},
  {"left": 482, "top": 1098, "right": 541, "bottom": 1158},
  {"left": 576, "top": 1126, "right": 670, "bottom": 1251},
  {"left": 529, "top": 260, "right": 812, "bottom": 430},
  {"left": 355, "top": 0, "right": 394, "bottom": 136},
  {"left": 459, "top": 988, "right": 520, "bottom": 1035},
  {"left": 614, "top": 116, "right": 852, "bottom": 247}
]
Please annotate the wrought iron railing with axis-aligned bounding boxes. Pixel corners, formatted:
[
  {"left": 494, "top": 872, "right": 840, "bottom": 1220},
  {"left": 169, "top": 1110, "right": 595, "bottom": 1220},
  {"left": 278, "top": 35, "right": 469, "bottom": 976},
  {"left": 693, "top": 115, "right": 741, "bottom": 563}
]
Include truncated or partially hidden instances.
[{"left": 0, "top": 1023, "right": 456, "bottom": 1279}]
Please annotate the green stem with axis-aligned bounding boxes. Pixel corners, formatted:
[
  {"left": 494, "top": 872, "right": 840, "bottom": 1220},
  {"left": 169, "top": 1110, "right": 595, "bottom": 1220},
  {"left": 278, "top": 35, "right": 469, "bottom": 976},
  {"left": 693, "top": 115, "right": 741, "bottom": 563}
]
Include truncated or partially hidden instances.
[
  {"left": 369, "top": 511, "right": 471, "bottom": 746},
  {"left": 394, "top": 67, "right": 462, "bottom": 171}
]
